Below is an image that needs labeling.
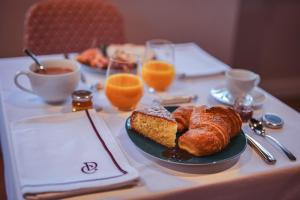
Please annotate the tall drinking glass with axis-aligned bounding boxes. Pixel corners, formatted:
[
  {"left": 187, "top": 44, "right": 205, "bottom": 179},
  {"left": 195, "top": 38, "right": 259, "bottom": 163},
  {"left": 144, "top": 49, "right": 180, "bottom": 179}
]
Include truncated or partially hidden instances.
[
  {"left": 105, "top": 51, "right": 144, "bottom": 111},
  {"left": 142, "top": 39, "right": 175, "bottom": 92}
]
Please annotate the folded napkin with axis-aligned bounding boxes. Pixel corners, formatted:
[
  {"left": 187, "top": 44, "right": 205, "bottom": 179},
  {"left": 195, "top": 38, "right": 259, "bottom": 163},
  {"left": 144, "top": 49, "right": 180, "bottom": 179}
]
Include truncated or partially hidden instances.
[
  {"left": 10, "top": 109, "right": 139, "bottom": 199},
  {"left": 174, "top": 43, "right": 230, "bottom": 78}
]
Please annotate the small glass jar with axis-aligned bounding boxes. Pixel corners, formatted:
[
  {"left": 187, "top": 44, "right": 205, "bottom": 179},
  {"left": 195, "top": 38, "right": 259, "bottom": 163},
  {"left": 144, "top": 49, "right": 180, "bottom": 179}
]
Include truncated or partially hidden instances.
[
  {"left": 72, "top": 90, "right": 93, "bottom": 112},
  {"left": 233, "top": 95, "right": 253, "bottom": 122}
]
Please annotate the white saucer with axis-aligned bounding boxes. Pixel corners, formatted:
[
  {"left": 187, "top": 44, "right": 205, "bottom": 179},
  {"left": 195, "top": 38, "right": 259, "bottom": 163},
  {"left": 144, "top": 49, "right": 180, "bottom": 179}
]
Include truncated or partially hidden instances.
[{"left": 210, "top": 85, "right": 266, "bottom": 107}]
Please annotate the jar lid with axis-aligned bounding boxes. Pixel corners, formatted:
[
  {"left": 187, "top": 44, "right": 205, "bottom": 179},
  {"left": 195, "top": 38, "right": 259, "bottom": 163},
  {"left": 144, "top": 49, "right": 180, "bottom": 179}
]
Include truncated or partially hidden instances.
[
  {"left": 72, "top": 90, "right": 92, "bottom": 101},
  {"left": 261, "top": 113, "right": 284, "bottom": 129}
]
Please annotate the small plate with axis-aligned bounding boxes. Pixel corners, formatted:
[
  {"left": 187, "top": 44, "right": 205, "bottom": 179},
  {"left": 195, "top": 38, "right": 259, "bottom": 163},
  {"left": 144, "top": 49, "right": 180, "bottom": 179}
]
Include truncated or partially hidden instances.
[
  {"left": 125, "top": 106, "right": 246, "bottom": 166},
  {"left": 78, "top": 44, "right": 151, "bottom": 74},
  {"left": 80, "top": 63, "right": 107, "bottom": 74},
  {"left": 210, "top": 85, "right": 266, "bottom": 107}
]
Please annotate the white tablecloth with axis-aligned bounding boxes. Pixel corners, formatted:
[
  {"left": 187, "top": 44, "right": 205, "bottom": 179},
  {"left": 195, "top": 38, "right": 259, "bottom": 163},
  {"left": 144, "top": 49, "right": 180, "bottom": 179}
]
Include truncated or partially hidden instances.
[{"left": 1, "top": 49, "right": 300, "bottom": 200}]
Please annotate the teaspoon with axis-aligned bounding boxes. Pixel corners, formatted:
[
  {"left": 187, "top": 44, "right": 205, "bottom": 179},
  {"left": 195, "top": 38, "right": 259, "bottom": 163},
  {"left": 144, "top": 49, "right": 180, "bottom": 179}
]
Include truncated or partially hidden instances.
[
  {"left": 249, "top": 118, "right": 296, "bottom": 161},
  {"left": 24, "top": 49, "right": 46, "bottom": 73}
]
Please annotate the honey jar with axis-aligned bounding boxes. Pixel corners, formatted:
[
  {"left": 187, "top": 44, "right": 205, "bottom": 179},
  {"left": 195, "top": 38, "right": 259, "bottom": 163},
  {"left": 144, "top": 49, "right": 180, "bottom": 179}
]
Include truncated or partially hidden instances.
[
  {"left": 233, "top": 96, "right": 253, "bottom": 122},
  {"left": 72, "top": 90, "right": 93, "bottom": 112}
]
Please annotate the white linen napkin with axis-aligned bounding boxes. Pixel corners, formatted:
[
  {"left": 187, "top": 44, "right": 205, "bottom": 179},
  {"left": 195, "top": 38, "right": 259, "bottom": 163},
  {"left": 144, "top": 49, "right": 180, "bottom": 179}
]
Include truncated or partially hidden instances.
[
  {"left": 173, "top": 43, "right": 230, "bottom": 78},
  {"left": 10, "top": 109, "right": 139, "bottom": 199}
]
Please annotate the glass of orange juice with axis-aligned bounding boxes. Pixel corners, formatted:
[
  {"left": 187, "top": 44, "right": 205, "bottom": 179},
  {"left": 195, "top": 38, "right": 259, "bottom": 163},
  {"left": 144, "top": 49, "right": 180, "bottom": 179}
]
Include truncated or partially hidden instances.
[
  {"left": 142, "top": 39, "right": 175, "bottom": 92},
  {"left": 105, "top": 51, "right": 144, "bottom": 111}
]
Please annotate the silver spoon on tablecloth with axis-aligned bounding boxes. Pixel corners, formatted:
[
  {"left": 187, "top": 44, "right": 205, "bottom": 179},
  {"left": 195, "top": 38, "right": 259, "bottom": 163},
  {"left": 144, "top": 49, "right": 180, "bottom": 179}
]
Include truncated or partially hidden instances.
[{"left": 249, "top": 118, "right": 296, "bottom": 161}]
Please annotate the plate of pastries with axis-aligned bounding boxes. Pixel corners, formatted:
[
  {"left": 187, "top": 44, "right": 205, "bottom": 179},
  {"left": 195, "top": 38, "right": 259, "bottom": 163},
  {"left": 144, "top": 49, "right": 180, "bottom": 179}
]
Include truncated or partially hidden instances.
[
  {"left": 76, "top": 44, "right": 153, "bottom": 74},
  {"left": 126, "top": 104, "right": 246, "bottom": 165}
]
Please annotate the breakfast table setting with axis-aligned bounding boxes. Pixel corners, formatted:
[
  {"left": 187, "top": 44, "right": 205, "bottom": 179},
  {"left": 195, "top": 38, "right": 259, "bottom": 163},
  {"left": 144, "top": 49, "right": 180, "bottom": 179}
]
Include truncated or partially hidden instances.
[{"left": 0, "top": 41, "right": 300, "bottom": 200}]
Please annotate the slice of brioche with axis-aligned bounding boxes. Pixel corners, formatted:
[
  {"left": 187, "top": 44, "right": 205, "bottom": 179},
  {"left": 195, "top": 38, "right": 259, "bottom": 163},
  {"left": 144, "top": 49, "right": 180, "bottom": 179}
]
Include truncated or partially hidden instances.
[{"left": 130, "top": 106, "right": 177, "bottom": 148}]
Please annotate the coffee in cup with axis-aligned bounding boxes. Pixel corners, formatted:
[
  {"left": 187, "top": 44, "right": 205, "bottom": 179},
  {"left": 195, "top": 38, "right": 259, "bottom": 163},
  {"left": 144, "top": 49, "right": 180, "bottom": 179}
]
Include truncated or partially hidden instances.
[
  {"left": 225, "top": 69, "right": 260, "bottom": 99},
  {"left": 14, "top": 59, "right": 81, "bottom": 103},
  {"left": 34, "top": 67, "right": 73, "bottom": 75}
]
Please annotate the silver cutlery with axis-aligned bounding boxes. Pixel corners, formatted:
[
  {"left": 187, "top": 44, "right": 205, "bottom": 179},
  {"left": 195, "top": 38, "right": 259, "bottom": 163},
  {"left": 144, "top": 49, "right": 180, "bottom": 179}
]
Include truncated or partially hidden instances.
[
  {"left": 245, "top": 132, "right": 276, "bottom": 164},
  {"left": 249, "top": 118, "right": 296, "bottom": 161},
  {"left": 24, "top": 49, "right": 46, "bottom": 73}
]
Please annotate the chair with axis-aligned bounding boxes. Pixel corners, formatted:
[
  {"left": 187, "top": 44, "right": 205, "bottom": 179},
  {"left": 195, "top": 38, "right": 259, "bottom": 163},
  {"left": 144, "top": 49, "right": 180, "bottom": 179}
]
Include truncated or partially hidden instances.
[{"left": 23, "top": 0, "right": 125, "bottom": 55}]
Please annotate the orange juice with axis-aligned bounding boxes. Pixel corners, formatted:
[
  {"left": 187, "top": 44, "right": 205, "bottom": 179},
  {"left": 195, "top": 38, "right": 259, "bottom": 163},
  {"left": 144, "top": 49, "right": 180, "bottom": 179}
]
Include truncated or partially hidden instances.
[
  {"left": 142, "top": 60, "right": 175, "bottom": 91},
  {"left": 105, "top": 73, "right": 144, "bottom": 110}
]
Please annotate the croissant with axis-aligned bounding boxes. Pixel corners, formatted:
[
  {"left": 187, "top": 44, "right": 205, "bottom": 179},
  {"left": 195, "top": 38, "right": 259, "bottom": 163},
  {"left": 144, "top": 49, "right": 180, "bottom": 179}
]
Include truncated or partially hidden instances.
[
  {"left": 178, "top": 125, "right": 224, "bottom": 156},
  {"left": 171, "top": 105, "right": 194, "bottom": 132},
  {"left": 189, "top": 106, "right": 241, "bottom": 139},
  {"left": 175, "top": 105, "right": 242, "bottom": 156}
]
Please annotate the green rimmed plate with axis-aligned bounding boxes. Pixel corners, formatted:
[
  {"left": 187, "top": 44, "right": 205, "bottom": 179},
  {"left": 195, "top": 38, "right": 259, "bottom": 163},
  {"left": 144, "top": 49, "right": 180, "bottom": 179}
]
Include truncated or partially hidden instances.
[{"left": 125, "top": 106, "right": 247, "bottom": 165}]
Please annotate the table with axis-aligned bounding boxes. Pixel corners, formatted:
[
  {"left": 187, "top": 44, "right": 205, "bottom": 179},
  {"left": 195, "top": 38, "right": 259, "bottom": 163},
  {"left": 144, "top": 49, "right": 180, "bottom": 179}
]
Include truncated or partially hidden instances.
[{"left": 1, "top": 53, "right": 300, "bottom": 200}]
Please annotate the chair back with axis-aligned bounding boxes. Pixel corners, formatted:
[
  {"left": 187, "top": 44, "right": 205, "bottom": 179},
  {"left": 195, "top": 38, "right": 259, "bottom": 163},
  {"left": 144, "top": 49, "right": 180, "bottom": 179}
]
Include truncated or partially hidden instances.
[{"left": 24, "top": 0, "right": 125, "bottom": 55}]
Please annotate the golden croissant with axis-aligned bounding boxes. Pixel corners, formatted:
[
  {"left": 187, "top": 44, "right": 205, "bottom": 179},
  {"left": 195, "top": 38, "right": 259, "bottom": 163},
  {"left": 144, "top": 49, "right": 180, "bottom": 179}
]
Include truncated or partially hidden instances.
[{"left": 172, "top": 105, "right": 242, "bottom": 156}]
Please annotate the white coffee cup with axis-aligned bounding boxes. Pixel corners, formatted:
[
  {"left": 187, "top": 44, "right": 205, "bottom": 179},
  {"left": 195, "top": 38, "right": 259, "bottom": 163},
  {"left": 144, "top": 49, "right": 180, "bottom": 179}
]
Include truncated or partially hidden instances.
[
  {"left": 14, "top": 59, "right": 81, "bottom": 103},
  {"left": 225, "top": 69, "right": 260, "bottom": 99}
]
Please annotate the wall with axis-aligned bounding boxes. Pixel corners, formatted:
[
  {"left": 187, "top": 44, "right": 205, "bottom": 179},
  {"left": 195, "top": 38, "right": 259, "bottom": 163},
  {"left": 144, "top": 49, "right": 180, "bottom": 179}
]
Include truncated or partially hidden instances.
[
  {"left": 233, "top": 0, "right": 300, "bottom": 98},
  {"left": 0, "top": 0, "right": 36, "bottom": 57},
  {"left": 110, "top": 0, "right": 240, "bottom": 65}
]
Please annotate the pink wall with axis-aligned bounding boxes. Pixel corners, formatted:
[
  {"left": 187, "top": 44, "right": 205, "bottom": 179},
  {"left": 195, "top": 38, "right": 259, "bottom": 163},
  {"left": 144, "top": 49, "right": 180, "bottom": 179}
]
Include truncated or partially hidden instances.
[
  {"left": 233, "top": 0, "right": 300, "bottom": 98},
  {"left": 110, "top": 0, "right": 240, "bottom": 65},
  {"left": 0, "top": 0, "right": 36, "bottom": 57}
]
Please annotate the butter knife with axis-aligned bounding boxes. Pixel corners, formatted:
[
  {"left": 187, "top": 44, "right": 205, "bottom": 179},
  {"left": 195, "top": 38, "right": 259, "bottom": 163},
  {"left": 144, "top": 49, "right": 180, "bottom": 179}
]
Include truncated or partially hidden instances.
[{"left": 245, "top": 133, "right": 276, "bottom": 164}]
